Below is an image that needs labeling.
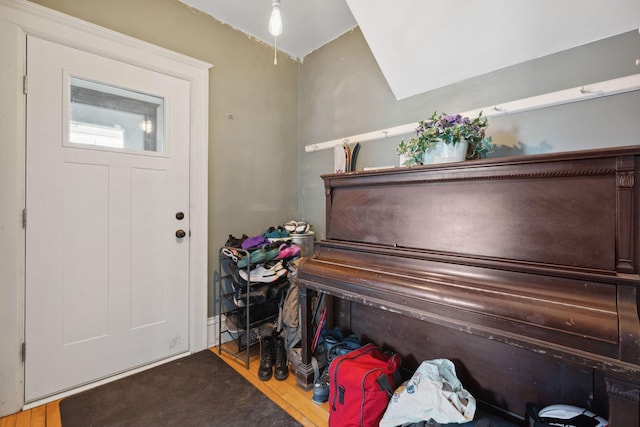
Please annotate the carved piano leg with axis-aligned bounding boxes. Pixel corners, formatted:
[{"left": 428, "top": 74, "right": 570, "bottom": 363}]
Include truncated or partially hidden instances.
[
  {"left": 605, "top": 376, "right": 640, "bottom": 426},
  {"left": 294, "top": 284, "right": 316, "bottom": 390}
]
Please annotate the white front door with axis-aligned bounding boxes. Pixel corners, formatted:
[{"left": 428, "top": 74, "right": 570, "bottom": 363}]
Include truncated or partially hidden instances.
[{"left": 25, "top": 36, "right": 191, "bottom": 402}]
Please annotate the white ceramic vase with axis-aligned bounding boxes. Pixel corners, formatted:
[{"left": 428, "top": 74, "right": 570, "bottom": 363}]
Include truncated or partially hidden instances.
[
  {"left": 423, "top": 140, "right": 468, "bottom": 164},
  {"left": 399, "top": 153, "right": 411, "bottom": 167}
]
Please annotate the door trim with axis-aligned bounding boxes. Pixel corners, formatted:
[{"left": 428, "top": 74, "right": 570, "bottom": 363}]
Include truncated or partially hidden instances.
[{"left": 0, "top": 0, "right": 211, "bottom": 414}]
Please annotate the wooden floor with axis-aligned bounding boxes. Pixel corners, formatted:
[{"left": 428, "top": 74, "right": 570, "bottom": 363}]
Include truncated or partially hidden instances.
[
  {"left": 0, "top": 402, "right": 61, "bottom": 427},
  {"left": 0, "top": 346, "right": 329, "bottom": 426},
  {"left": 214, "top": 344, "right": 329, "bottom": 426}
]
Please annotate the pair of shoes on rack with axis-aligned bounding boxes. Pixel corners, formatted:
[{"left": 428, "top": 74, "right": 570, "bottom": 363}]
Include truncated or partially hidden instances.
[
  {"left": 225, "top": 234, "right": 247, "bottom": 248},
  {"left": 239, "top": 260, "right": 287, "bottom": 283},
  {"left": 236, "top": 246, "right": 280, "bottom": 269},
  {"left": 258, "top": 335, "right": 289, "bottom": 381},
  {"left": 223, "top": 317, "right": 275, "bottom": 352},
  {"left": 225, "top": 313, "right": 241, "bottom": 334},
  {"left": 221, "top": 247, "right": 242, "bottom": 263},
  {"left": 232, "top": 282, "right": 269, "bottom": 307},
  {"left": 241, "top": 234, "right": 270, "bottom": 250},
  {"left": 276, "top": 242, "right": 300, "bottom": 260},
  {"left": 283, "top": 220, "right": 311, "bottom": 234},
  {"left": 262, "top": 226, "right": 290, "bottom": 239}
]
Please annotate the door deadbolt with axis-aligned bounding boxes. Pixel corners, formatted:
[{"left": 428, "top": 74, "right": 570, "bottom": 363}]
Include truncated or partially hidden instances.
[
  {"left": 176, "top": 212, "right": 184, "bottom": 220},
  {"left": 175, "top": 229, "right": 186, "bottom": 238}
]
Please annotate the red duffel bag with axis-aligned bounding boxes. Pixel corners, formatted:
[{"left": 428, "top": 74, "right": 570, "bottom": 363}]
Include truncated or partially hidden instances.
[{"left": 328, "top": 343, "right": 401, "bottom": 427}]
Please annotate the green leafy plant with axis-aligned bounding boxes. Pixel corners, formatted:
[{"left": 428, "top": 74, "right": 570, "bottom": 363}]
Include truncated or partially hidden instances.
[{"left": 397, "top": 111, "right": 493, "bottom": 166}]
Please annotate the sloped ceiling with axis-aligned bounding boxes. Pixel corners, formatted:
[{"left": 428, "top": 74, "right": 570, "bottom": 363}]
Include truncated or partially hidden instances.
[
  {"left": 180, "top": 0, "right": 640, "bottom": 100},
  {"left": 346, "top": 0, "right": 640, "bottom": 99}
]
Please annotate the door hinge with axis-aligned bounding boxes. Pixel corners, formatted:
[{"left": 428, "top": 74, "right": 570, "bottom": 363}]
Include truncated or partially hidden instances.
[
  {"left": 22, "top": 208, "right": 27, "bottom": 229},
  {"left": 21, "top": 342, "right": 26, "bottom": 363},
  {"left": 23, "top": 75, "right": 28, "bottom": 95}
]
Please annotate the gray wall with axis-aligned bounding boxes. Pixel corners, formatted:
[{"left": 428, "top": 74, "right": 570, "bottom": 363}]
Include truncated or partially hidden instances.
[{"left": 299, "top": 28, "right": 640, "bottom": 239}]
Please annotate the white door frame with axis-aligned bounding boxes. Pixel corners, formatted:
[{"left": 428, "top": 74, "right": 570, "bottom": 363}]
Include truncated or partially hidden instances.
[{"left": 0, "top": 0, "right": 211, "bottom": 415}]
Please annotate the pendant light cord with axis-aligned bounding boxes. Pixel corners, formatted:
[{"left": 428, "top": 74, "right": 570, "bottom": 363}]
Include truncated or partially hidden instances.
[{"left": 274, "top": 36, "right": 278, "bottom": 65}]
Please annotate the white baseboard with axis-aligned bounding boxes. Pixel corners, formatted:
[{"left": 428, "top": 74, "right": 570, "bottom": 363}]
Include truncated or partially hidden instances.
[{"left": 207, "top": 315, "right": 232, "bottom": 347}]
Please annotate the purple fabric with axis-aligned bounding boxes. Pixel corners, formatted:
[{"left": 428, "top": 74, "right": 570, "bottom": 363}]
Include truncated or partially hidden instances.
[{"left": 241, "top": 234, "right": 269, "bottom": 250}]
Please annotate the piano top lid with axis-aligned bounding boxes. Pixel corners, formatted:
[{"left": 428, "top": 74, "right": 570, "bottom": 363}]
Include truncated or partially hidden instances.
[
  {"left": 321, "top": 144, "right": 640, "bottom": 182},
  {"left": 320, "top": 145, "right": 640, "bottom": 276}
]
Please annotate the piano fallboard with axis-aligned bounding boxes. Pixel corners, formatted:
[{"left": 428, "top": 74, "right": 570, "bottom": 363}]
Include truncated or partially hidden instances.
[{"left": 298, "top": 241, "right": 638, "bottom": 377}]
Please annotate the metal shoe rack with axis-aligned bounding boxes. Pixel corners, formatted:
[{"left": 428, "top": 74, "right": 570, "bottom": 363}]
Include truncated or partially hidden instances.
[{"left": 217, "top": 247, "right": 278, "bottom": 369}]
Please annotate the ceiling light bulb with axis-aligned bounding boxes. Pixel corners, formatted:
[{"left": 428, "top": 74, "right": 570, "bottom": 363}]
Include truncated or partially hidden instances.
[{"left": 269, "top": 0, "right": 282, "bottom": 37}]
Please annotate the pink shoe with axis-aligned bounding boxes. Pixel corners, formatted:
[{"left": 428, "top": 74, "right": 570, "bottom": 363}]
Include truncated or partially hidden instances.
[{"left": 277, "top": 243, "right": 300, "bottom": 259}]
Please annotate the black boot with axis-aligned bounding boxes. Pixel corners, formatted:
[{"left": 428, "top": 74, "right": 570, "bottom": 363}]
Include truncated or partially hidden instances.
[
  {"left": 258, "top": 335, "right": 275, "bottom": 381},
  {"left": 273, "top": 335, "right": 289, "bottom": 381}
]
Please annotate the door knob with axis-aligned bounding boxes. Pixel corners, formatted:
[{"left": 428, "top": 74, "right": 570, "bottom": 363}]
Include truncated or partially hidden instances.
[{"left": 175, "top": 229, "right": 186, "bottom": 238}]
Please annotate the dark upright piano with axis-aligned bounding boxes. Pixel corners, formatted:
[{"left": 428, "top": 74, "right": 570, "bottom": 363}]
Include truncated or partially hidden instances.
[{"left": 295, "top": 146, "right": 640, "bottom": 425}]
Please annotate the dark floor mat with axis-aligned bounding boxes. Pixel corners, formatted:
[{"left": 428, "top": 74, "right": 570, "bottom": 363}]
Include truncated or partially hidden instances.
[{"left": 59, "top": 350, "right": 301, "bottom": 427}]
